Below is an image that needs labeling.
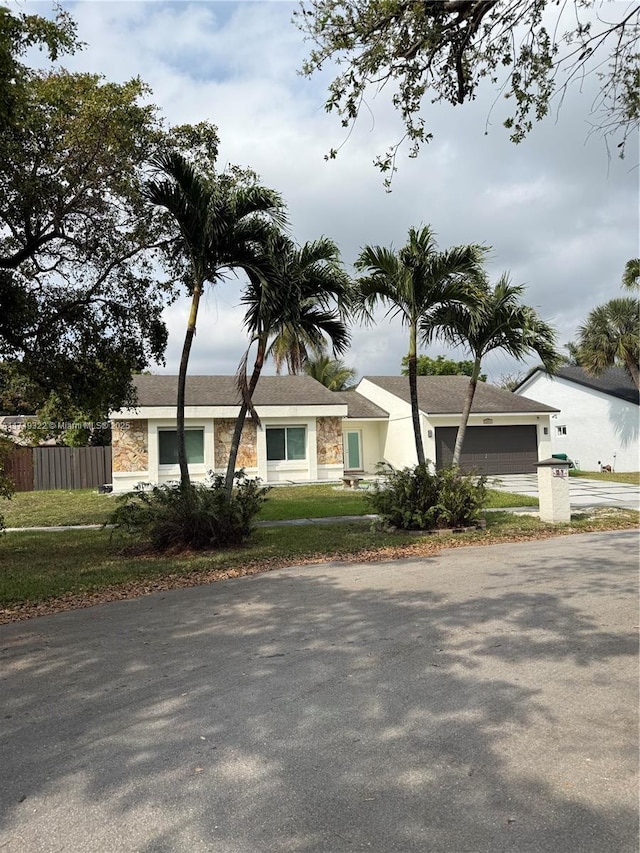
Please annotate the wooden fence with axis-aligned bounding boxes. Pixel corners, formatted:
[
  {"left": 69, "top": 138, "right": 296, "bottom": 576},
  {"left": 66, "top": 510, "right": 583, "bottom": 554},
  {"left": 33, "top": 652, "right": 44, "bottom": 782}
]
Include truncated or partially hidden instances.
[
  {"left": 4, "top": 446, "right": 112, "bottom": 491},
  {"left": 4, "top": 447, "right": 34, "bottom": 492}
]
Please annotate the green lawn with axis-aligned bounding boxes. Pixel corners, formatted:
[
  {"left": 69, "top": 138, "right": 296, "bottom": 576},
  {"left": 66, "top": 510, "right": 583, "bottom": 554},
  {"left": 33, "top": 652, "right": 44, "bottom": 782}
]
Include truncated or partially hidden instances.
[
  {"left": 570, "top": 470, "right": 640, "bottom": 485},
  {"left": 2, "top": 483, "right": 538, "bottom": 528},
  {"left": 1, "top": 507, "right": 637, "bottom": 615}
]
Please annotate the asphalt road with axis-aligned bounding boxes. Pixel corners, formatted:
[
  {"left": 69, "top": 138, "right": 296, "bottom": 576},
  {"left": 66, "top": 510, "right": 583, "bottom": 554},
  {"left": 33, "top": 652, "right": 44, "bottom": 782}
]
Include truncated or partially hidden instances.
[{"left": 1, "top": 530, "right": 638, "bottom": 853}]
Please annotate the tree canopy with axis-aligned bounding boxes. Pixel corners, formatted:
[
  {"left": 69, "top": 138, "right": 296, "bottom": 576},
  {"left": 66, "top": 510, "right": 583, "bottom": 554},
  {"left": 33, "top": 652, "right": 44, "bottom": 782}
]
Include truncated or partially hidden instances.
[
  {"left": 0, "top": 7, "right": 221, "bottom": 418},
  {"left": 401, "top": 354, "right": 486, "bottom": 382},
  {"left": 295, "top": 0, "right": 640, "bottom": 182},
  {"left": 305, "top": 354, "right": 357, "bottom": 391},
  {"left": 577, "top": 297, "right": 640, "bottom": 389},
  {"left": 622, "top": 258, "right": 640, "bottom": 291}
]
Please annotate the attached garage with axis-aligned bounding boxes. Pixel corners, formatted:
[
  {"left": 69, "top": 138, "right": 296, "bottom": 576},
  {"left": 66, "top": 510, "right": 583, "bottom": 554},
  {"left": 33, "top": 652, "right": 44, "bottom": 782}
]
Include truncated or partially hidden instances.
[{"left": 435, "top": 425, "right": 539, "bottom": 475}]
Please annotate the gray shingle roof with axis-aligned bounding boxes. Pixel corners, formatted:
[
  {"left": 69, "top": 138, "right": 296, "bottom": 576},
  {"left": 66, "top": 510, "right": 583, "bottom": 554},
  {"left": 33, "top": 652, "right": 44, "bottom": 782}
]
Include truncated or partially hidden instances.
[
  {"left": 362, "top": 375, "right": 558, "bottom": 414},
  {"left": 131, "top": 374, "right": 345, "bottom": 408},
  {"left": 337, "top": 391, "right": 389, "bottom": 419},
  {"left": 520, "top": 365, "right": 639, "bottom": 406}
]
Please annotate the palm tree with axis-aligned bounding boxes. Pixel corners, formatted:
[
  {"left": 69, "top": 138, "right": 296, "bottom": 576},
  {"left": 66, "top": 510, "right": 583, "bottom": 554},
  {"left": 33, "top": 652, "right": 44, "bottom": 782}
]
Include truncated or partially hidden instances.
[
  {"left": 304, "top": 354, "right": 357, "bottom": 390},
  {"left": 577, "top": 297, "right": 640, "bottom": 389},
  {"left": 223, "top": 234, "right": 351, "bottom": 494},
  {"left": 353, "top": 225, "right": 486, "bottom": 466},
  {"left": 144, "top": 152, "right": 285, "bottom": 486},
  {"left": 270, "top": 326, "right": 326, "bottom": 375},
  {"left": 430, "top": 275, "right": 560, "bottom": 466},
  {"left": 622, "top": 258, "right": 639, "bottom": 291}
]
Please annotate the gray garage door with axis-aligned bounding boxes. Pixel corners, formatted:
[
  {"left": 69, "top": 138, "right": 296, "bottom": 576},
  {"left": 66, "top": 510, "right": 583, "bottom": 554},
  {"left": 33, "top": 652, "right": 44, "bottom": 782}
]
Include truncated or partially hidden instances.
[{"left": 435, "top": 425, "right": 538, "bottom": 475}]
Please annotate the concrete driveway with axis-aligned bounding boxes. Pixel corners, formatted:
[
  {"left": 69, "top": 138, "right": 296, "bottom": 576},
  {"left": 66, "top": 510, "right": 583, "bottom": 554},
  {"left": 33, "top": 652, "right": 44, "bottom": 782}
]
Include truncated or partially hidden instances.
[
  {"left": 1, "top": 531, "right": 638, "bottom": 853},
  {"left": 489, "top": 474, "right": 640, "bottom": 510}
]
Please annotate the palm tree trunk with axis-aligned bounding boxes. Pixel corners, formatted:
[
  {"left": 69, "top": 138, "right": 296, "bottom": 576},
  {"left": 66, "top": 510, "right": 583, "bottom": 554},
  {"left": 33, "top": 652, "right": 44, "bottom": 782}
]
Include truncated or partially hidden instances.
[
  {"left": 177, "top": 283, "right": 202, "bottom": 487},
  {"left": 407, "top": 323, "right": 426, "bottom": 466},
  {"left": 624, "top": 352, "right": 640, "bottom": 390},
  {"left": 452, "top": 355, "right": 482, "bottom": 468},
  {"left": 224, "top": 338, "right": 266, "bottom": 497}
]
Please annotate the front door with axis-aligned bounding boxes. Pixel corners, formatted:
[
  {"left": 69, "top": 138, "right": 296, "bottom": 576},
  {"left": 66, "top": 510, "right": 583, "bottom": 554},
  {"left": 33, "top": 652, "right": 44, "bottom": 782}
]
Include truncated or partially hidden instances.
[{"left": 344, "top": 430, "right": 363, "bottom": 471}]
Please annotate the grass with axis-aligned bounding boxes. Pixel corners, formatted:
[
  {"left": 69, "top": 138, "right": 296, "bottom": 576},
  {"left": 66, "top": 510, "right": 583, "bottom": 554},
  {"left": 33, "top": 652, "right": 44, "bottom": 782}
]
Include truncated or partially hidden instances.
[
  {"left": 2, "top": 483, "right": 538, "bottom": 528},
  {"left": 1, "top": 507, "right": 637, "bottom": 620},
  {"left": 3, "top": 488, "right": 113, "bottom": 527},
  {"left": 570, "top": 470, "right": 640, "bottom": 485}
]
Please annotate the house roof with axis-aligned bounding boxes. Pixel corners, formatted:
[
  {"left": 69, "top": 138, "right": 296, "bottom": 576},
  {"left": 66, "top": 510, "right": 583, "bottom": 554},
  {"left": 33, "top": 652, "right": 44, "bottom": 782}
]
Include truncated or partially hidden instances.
[
  {"left": 131, "top": 374, "right": 344, "bottom": 408},
  {"left": 0, "top": 414, "right": 37, "bottom": 445},
  {"left": 338, "top": 391, "right": 389, "bottom": 419},
  {"left": 517, "top": 365, "right": 639, "bottom": 406},
  {"left": 362, "top": 375, "right": 558, "bottom": 414}
]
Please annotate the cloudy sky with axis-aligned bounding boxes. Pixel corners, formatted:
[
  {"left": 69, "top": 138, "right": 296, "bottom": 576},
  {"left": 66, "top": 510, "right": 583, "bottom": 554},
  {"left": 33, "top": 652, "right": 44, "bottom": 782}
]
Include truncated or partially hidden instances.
[{"left": 28, "top": 0, "right": 639, "bottom": 383}]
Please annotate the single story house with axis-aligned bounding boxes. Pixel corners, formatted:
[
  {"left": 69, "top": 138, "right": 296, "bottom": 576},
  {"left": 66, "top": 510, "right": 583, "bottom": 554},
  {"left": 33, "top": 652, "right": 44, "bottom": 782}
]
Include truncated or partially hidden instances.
[
  {"left": 514, "top": 365, "right": 639, "bottom": 472},
  {"left": 110, "top": 374, "right": 557, "bottom": 491}
]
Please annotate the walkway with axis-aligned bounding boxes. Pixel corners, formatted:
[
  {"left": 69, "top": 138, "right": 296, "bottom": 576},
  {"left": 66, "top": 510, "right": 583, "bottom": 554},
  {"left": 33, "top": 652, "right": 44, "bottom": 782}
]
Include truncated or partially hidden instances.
[{"left": 488, "top": 474, "right": 640, "bottom": 511}]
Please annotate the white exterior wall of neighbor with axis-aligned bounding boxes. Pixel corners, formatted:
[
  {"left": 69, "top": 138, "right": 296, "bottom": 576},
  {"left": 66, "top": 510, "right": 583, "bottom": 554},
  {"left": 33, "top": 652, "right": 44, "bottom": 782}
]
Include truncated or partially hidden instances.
[{"left": 516, "top": 374, "right": 639, "bottom": 472}]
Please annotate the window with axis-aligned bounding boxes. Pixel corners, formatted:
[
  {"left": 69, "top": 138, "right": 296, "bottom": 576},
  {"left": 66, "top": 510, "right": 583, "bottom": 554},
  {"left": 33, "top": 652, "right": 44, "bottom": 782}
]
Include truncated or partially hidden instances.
[
  {"left": 266, "top": 426, "right": 306, "bottom": 461},
  {"left": 556, "top": 425, "right": 567, "bottom": 436},
  {"left": 158, "top": 429, "right": 204, "bottom": 465}
]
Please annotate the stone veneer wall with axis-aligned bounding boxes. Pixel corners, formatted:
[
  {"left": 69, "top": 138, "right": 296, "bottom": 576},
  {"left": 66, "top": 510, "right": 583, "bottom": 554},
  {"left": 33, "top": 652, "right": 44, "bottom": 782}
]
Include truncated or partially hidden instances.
[
  {"left": 214, "top": 420, "right": 257, "bottom": 469},
  {"left": 316, "top": 417, "right": 343, "bottom": 465},
  {"left": 112, "top": 420, "right": 148, "bottom": 473}
]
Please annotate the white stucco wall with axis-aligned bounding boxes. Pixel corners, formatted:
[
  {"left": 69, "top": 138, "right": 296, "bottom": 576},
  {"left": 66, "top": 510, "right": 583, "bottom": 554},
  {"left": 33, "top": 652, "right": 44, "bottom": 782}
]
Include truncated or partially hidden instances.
[
  {"left": 354, "top": 379, "right": 419, "bottom": 469},
  {"left": 516, "top": 374, "right": 639, "bottom": 472},
  {"left": 342, "top": 421, "right": 387, "bottom": 473}
]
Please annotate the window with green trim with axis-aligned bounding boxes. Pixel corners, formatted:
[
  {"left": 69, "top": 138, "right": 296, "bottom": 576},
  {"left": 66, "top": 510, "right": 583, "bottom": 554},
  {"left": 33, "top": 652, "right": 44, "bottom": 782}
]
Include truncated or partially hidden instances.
[
  {"left": 266, "top": 426, "right": 306, "bottom": 461},
  {"left": 158, "top": 429, "right": 204, "bottom": 465}
]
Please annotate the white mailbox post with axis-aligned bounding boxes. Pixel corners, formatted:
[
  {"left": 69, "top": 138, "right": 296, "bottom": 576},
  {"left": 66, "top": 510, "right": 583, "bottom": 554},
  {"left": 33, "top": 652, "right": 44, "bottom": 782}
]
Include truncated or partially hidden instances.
[{"left": 535, "top": 458, "right": 571, "bottom": 524}]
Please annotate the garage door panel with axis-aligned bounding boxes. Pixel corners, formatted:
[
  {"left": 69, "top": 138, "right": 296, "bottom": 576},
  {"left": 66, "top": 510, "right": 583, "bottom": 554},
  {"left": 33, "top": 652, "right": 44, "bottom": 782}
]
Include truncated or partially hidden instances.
[{"left": 435, "top": 426, "right": 538, "bottom": 475}]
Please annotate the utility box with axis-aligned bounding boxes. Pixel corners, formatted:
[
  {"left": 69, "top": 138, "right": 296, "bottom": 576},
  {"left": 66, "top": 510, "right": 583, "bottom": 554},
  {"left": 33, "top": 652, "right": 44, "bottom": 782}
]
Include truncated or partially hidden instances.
[{"left": 535, "top": 458, "right": 571, "bottom": 524}]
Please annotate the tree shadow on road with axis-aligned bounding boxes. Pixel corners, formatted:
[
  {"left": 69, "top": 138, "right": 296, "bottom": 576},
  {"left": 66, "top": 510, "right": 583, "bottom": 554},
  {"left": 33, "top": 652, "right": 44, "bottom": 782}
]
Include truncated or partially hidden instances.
[{"left": 1, "top": 531, "right": 638, "bottom": 852}]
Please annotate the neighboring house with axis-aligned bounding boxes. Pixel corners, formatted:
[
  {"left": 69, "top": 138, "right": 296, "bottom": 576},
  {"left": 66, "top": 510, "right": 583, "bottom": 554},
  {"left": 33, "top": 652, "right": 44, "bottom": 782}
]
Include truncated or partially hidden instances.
[
  {"left": 352, "top": 376, "right": 557, "bottom": 475},
  {"left": 0, "top": 415, "right": 38, "bottom": 445},
  {"left": 110, "top": 374, "right": 557, "bottom": 491},
  {"left": 514, "top": 365, "right": 639, "bottom": 472}
]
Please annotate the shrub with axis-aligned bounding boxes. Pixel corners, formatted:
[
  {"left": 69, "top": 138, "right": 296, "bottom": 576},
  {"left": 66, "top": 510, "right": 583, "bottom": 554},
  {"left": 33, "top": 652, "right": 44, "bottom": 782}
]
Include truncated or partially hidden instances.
[
  {"left": 366, "top": 462, "right": 487, "bottom": 530},
  {"left": 109, "top": 471, "right": 270, "bottom": 551}
]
